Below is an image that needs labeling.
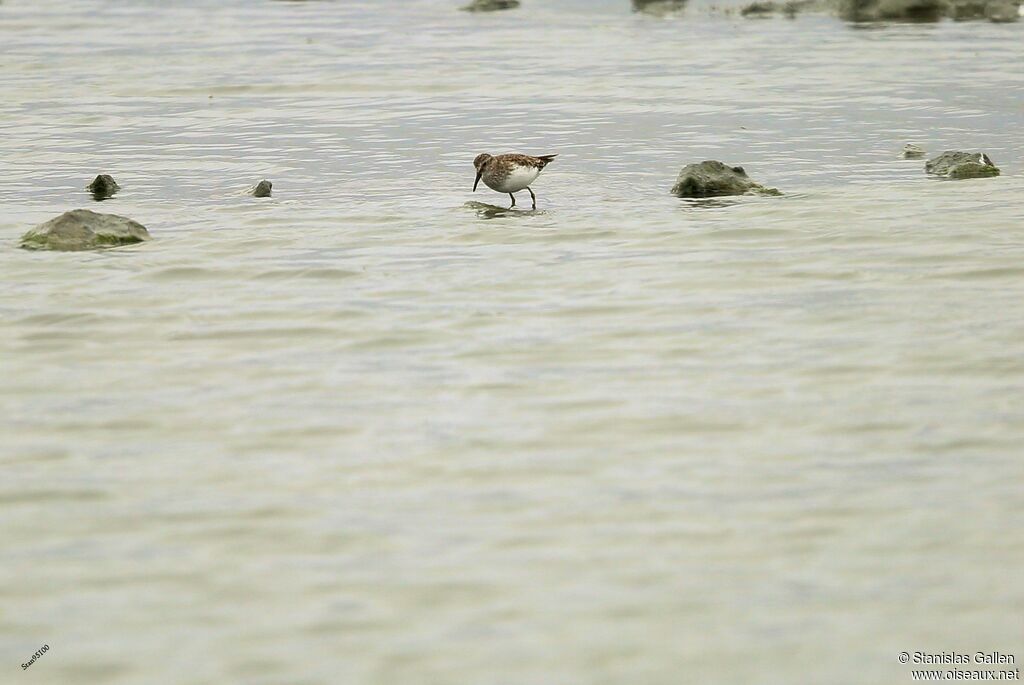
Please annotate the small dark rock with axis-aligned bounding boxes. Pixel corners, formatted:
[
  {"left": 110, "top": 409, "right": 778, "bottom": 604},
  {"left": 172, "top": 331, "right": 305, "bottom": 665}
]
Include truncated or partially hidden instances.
[
  {"left": 633, "top": 0, "right": 689, "bottom": 13},
  {"left": 741, "top": 0, "right": 823, "bottom": 15},
  {"left": 461, "top": 0, "right": 520, "bottom": 11},
  {"left": 671, "top": 161, "right": 780, "bottom": 198},
  {"left": 87, "top": 174, "right": 120, "bottom": 200},
  {"left": 901, "top": 143, "right": 926, "bottom": 159},
  {"left": 20, "top": 209, "right": 151, "bottom": 252},
  {"left": 251, "top": 180, "right": 273, "bottom": 198},
  {"left": 925, "top": 150, "right": 1000, "bottom": 179},
  {"left": 742, "top": 1, "right": 779, "bottom": 14},
  {"left": 741, "top": 0, "right": 821, "bottom": 15}
]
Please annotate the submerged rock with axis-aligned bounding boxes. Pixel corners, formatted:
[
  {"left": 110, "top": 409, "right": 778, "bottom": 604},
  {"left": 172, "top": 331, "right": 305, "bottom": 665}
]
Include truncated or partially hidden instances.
[
  {"left": 461, "top": 0, "right": 520, "bottom": 11},
  {"left": 947, "top": 163, "right": 1000, "bottom": 179},
  {"left": 251, "top": 180, "right": 273, "bottom": 197},
  {"left": 901, "top": 143, "right": 926, "bottom": 159},
  {"left": 925, "top": 151, "right": 1000, "bottom": 179},
  {"left": 948, "top": 0, "right": 991, "bottom": 17},
  {"left": 742, "top": 1, "right": 783, "bottom": 15},
  {"left": 20, "top": 209, "right": 151, "bottom": 251},
  {"left": 837, "top": 0, "right": 1019, "bottom": 19},
  {"left": 839, "top": 0, "right": 944, "bottom": 21},
  {"left": 671, "top": 161, "right": 780, "bottom": 198},
  {"left": 740, "top": 0, "right": 820, "bottom": 16},
  {"left": 630, "top": 0, "right": 1015, "bottom": 19},
  {"left": 984, "top": 0, "right": 1020, "bottom": 20},
  {"left": 633, "top": 0, "right": 689, "bottom": 12},
  {"left": 944, "top": 0, "right": 1021, "bottom": 19},
  {"left": 87, "top": 174, "right": 120, "bottom": 200}
]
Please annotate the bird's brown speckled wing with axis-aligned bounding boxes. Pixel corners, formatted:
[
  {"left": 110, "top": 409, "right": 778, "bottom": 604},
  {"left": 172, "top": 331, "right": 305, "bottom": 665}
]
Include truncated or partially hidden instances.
[{"left": 497, "top": 153, "right": 557, "bottom": 169}]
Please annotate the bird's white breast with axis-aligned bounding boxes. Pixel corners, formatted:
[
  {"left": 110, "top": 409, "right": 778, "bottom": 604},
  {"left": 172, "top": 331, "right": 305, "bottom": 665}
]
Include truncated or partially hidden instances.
[{"left": 491, "top": 164, "right": 540, "bottom": 193}]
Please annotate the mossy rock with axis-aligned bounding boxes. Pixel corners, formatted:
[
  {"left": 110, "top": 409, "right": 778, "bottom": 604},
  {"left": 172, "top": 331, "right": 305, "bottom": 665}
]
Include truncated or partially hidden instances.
[
  {"left": 925, "top": 150, "right": 1000, "bottom": 179},
  {"left": 671, "top": 161, "right": 780, "bottom": 198},
  {"left": 20, "top": 209, "right": 150, "bottom": 252},
  {"left": 947, "top": 162, "right": 1001, "bottom": 179}
]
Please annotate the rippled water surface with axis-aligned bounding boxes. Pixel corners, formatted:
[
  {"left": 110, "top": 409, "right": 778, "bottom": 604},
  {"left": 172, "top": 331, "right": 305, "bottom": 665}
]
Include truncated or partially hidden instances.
[{"left": 2, "top": 1, "right": 1023, "bottom": 683}]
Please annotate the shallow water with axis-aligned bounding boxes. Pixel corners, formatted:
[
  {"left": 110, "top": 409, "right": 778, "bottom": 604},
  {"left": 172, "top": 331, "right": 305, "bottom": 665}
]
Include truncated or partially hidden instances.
[{"left": 2, "top": 1, "right": 1023, "bottom": 683}]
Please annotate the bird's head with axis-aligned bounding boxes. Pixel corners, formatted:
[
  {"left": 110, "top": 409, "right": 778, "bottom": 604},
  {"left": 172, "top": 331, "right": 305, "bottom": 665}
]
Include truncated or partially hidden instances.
[{"left": 472, "top": 153, "right": 493, "bottom": 191}]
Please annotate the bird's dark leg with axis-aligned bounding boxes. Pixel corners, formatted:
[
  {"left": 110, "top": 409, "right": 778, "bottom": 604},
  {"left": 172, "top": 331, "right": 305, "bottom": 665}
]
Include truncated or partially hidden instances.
[
  {"left": 508, "top": 193, "right": 516, "bottom": 209},
  {"left": 527, "top": 187, "right": 536, "bottom": 210}
]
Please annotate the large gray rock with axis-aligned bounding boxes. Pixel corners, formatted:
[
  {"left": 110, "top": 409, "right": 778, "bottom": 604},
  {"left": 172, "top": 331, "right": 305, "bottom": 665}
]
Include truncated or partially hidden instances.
[
  {"left": 87, "top": 174, "right": 120, "bottom": 200},
  {"left": 925, "top": 151, "right": 1000, "bottom": 179},
  {"left": 671, "top": 161, "right": 780, "bottom": 198},
  {"left": 461, "top": 0, "right": 520, "bottom": 11},
  {"left": 20, "top": 209, "right": 151, "bottom": 251}
]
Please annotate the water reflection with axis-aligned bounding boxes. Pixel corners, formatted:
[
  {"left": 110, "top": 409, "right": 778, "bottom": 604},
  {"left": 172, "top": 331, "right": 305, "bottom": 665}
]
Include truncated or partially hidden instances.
[{"left": 463, "top": 200, "right": 548, "bottom": 219}]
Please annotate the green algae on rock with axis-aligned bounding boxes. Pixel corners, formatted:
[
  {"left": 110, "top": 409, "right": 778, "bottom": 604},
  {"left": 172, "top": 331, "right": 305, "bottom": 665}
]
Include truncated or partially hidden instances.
[
  {"left": 947, "top": 162, "right": 1002, "bottom": 179},
  {"left": 925, "top": 151, "right": 1001, "bottom": 179},
  {"left": 671, "top": 161, "right": 781, "bottom": 198},
  {"left": 20, "top": 209, "right": 151, "bottom": 251}
]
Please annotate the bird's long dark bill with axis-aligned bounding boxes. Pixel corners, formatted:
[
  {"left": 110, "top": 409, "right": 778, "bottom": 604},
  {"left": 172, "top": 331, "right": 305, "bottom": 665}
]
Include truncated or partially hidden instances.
[{"left": 473, "top": 171, "right": 482, "bottom": 192}]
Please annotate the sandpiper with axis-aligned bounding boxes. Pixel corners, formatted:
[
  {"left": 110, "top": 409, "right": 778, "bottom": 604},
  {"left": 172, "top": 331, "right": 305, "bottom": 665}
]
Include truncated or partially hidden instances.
[{"left": 472, "top": 153, "right": 557, "bottom": 209}]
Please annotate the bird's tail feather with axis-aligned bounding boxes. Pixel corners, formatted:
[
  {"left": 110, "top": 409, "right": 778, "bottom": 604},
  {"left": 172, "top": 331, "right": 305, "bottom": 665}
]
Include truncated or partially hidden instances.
[{"left": 537, "top": 154, "right": 557, "bottom": 167}]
